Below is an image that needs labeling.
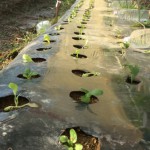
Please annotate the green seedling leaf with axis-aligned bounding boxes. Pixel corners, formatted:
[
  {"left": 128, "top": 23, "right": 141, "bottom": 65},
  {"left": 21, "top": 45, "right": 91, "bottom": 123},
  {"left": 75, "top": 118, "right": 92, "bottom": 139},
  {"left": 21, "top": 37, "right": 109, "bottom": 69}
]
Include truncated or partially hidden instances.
[
  {"left": 75, "top": 49, "right": 80, "bottom": 58},
  {"left": 81, "top": 88, "right": 103, "bottom": 103},
  {"left": 75, "top": 144, "right": 83, "bottom": 150},
  {"left": 44, "top": 34, "right": 50, "bottom": 44},
  {"left": 4, "top": 106, "right": 15, "bottom": 111},
  {"left": 81, "top": 88, "right": 89, "bottom": 94},
  {"left": 23, "top": 68, "right": 38, "bottom": 79},
  {"left": 59, "top": 135, "right": 69, "bottom": 143},
  {"left": 26, "top": 102, "right": 39, "bottom": 108},
  {"left": 8, "top": 82, "right": 18, "bottom": 96},
  {"left": 23, "top": 54, "right": 33, "bottom": 63},
  {"left": 55, "top": 25, "right": 61, "bottom": 30},
  {"left": 68, "top": 147, "right": 73, "bottom": 150},
  {"left": 87, "top": 89, "right": 103, "bottom": 97},
  {"left": 144, "top": 50, "right": 150, "bottom": 53},
  {"left": 70, "top": 129, "right": 77, "bottom": 143}
]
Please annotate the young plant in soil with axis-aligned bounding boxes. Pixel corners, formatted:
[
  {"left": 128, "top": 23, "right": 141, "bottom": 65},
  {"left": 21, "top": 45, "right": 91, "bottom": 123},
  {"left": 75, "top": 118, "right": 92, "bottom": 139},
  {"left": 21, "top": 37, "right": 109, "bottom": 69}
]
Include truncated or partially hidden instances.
[
  {"left": 43, "top": 34, "right": 51, "bottom": 44},
  {"left": 55, "top": 25, "right": 62, "bottom": 31},
  {"left": 124, "top": 64, "right": 140, "bottom": 83},
  {"left": 119, "top": 41, "right": 130, "bottom": 57},
  {"left": 81, "top": 88, "right": 103, "bottom": 103},
  {"left": 23, "top": 54, "right": 33, "bottom": 63},
  {"left": 4, "top": 83, "right": 38, "bottom": 111},
  {"left": 75, "top": 49, "right": 80, "bottom": 58},
  {"left": 59, "top": 128, "right": 83, "bottom": 150},
  {"left": 23, "top": 68, "right": 38, "bottom": 80}
]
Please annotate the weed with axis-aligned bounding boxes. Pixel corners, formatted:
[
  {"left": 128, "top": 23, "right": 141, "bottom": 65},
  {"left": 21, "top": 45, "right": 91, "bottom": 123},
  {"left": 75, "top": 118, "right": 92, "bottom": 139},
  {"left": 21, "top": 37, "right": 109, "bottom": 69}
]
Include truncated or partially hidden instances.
[
  {"left": 59, "top": 128, "right": 83, "bottom": 150},
  {"left": 81, "top": 88, "right": 103, "bottom": 103}
]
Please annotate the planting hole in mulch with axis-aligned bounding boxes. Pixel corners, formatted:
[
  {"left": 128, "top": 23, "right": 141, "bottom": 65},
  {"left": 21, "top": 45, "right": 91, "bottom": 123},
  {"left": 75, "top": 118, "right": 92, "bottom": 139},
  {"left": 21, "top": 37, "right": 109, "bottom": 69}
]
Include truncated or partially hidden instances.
[
  {"left": 72, "top": 37, "right": 85, "bottom": 40},
  {"left": 69, "top": 91, "right": 98, "bottom": 104},
  {"left": 43, "top": 40, "right": 56, "bottom": 43},
  {"left": 81, "top": 22, "right": 87, "bottom": 24},
  {"left": 17, "top": 74, "right": 41, "bottom": 79},
  {"left": 36, "top": 47, "right": 52, "bottom": 51},
  {"left": 71, "top": 53, "right": 87, "bottom": 59},
  {"left": 126, "top": 76, "right": 141, "bottom": 85},
  {"left": 74, "top": 32, "right": 85, "bottom": 35},
  {"left": 72, "top": 69, "right": 94, "bottom": 77},
  {"left": 0, "top": 95, "right": 29, "bottom": 112},
  {"left": 77, "top": 26, "right": 86, "bottom": 29},
  {"left": 60, "top": 126, "right": 100, "bottom": 150},
  {"left": 49, "top": 33, "right": 60, "bottom": 36},
  {"left": 32, "top": 58, "right": 46, "bottom": 63},
  {"left": 73, "top": 45, "right": 87, "bottom": 49}
]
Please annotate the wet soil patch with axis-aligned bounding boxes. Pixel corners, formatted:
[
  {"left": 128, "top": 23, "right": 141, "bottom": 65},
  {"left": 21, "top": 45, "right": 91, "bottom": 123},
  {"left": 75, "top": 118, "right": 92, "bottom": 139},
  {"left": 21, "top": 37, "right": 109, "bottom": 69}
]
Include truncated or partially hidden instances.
[
  {"left": 72, "top": 37, "right": 85, "bottom": 40},
  {"left": 60, "top": 127, "right": 100, "bottom": 150},
  {"left": 32, "top": 58, "right": 46, "bottom": 63},
  {"left": 49, "top": 33, "right": 60, "bottom": 36},
  {"left": 72, "top": 69, "right": 93, "bottom": 77},
  {"left": 126, "top": 76, "right": 141, "bottom": 85},
  {"left": 71, "top": 53, "right": 87, "bottom": 59},
  {"left": 73, "top": 45, "right": 86, "bottom": 49},
  {"left": 43, "top": 40, "right": 56, "bottom": 43},
  {"left": 77, "top": 26, "right": 86, "bottom": 29},
  {"left": 17, "top": 74, "right": 41, "bottom": 79},
  {"left": 74, "top": 32, "right": 85, "bottom": 35},
  {"left": 36, "top": 47, "right": 52, "bottom": 51},
  {"left": 70, "top": 91, "right": 98, "bottom": 104},
  {"left": 0, "top": 95, "right": 29, "bottom": 112}
]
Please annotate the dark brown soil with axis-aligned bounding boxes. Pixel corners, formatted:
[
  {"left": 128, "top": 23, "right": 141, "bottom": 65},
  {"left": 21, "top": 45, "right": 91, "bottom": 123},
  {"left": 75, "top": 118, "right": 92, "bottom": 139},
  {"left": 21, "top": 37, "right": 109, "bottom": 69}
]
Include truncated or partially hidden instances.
[
  {"left": 49, "top": 33, "right": 60, "bottom": 36},
  {"left": 72, "top": 69, "right": 94, "bottom": 77},
  {"left": 60, "top": 127, "right": 101, "bottom": 150},
  {"left": 125, "top": 76, "right": 141, "bottom": 85},
  {"left": 72, "top": 37, "right": 85, "bottom": 40},
  {"left": 0, "top": 95, "right": 29, "bottom": 112},
  {"left": 74, "top": 32, "right": 85, "bottom": 35},
  {"left": 71, "top": 53, "right": 87, "bottom": 58},
  {"left": 36, "top": 47, "right": 52, "bottom": 51},
  {"left": 69, "top": 91, "right": 99, "bottom": 104},
  {"left": 32, "top": 57, "right": 46, "bottom": 63},
  {"left": 43, "top": 40, "right": 56, "bottom": 43}
]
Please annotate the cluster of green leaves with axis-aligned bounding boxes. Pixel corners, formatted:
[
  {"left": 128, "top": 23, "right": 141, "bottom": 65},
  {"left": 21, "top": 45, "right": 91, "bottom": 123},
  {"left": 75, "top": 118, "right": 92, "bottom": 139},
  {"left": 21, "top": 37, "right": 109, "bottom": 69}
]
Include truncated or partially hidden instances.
[
  {"left": 59, "top": 129, "right": 83, "bottom": 150},
  {"left": 124, "top": 64, "right": 140, "bottom": 83},
  {"left": 23, "top": 68, "right": 38, "bottom": 80},
  {"left": 81, "top": 88, "right": 103, "bottom": 103}
]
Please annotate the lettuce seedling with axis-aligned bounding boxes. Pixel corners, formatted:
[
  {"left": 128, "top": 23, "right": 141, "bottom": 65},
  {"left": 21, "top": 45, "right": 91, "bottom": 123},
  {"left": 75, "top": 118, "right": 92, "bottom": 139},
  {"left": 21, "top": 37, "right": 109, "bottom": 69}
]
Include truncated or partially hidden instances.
[
  {"left": 4, "top": 82, "right": 39, "bottom": 111},
  {"left": 23, "top": 68, "right": 38, "bottom": 80},
  {"left": 44, "top": 34, "right": 50, "bottom": 44},
  {"left": 55, "top": 25, "right": 62, "bottom": 31},
  {"left": 22, "top": 54, "right": 33, "bottom": 63},
  {"left": 59, "top": 129, "right": 83, "bottom": 150},
  {"left": 81, "top": 88, "right": 103, "bottom": 103},
  {"left": 75, "top": 49, "right": 80, "bottom": 58},
  {"left": 124, "top": 64, "right": 140, "bottom": 83}
]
